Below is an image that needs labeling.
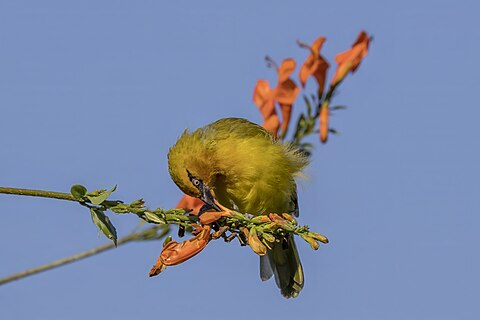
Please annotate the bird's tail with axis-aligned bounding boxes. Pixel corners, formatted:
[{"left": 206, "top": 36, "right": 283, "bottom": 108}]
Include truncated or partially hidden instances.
[{"left": 260, "top": 236, "right": 304, "bottom": 298}]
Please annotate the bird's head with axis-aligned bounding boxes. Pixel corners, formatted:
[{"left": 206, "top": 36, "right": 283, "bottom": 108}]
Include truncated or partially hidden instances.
[{"left": 168, "top": 129, "right": 221, "bottom": 211}]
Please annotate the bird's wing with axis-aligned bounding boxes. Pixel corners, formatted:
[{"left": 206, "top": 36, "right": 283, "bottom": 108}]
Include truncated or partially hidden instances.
[{"left": 290, "top": 184, "right": 300, "bottom": 217}]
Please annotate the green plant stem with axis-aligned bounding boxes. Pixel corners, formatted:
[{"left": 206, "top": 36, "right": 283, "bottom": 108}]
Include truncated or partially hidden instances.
[
  {"left": 0, "top": 227, "right": 165, "bottom": 286},
  {"left": 0, "top": 187, "right": 77, "bottom": 202}
]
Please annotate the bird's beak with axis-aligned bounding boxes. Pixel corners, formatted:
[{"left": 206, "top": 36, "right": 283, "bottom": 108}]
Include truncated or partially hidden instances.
[{"left": 199, "top": 183, "right": 222, "bottom": 212}]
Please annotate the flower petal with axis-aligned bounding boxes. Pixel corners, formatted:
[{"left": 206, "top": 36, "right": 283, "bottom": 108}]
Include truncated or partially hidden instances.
[
  {"left": 199, "top": 210, "right": 231, "bottom": 224},
  {"left": 253, "top": 80, "right": 280, "bottom": 136},
  {"left": 331, "top": 31, "right": 370, "bottom": 86},
  {"left": 298, "top": 37, "right": 329, "bottom": 96},
  {"left": 277, "top": 58, "right": 296, "bottom": 83},
  {"left": 176, "top": 194, "right": 204, "bottom": 216},
  {"left": 253, "top": 79, "right": 272, "bottom": 107},
  {"left": 262, "top": 113, "right": 281, "bottom": 136},
  {"left": 160, "top": 225, "right": 211, "bottom": 266},
  {"left": 312, "top": 57, "right": 329, "bottom": 97},
  {"left": 311, "top": 36, "right": 326, "bottom": 56},
  {"left": 276, "top": 79, "right": 299, "bottom": 105},
  {"left": 299, "top": 55, "right": 316, "bottom": 88},
  {"left": 279, "top": 103, "right": 293, "bottom": 137}
]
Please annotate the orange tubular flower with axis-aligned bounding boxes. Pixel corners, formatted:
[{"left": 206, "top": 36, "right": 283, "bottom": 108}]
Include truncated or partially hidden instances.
[
  {"left": 176, "top": 194, "right": 204, "bottom": 216},
  {"left": 199, "top": 210, "right": 232, "bottom": 225},
  {"left": 149, "top": 224, "right": 212, "bottom": 276},
  {"left": 275, "top": 59, "right": 300, "bottom": 138},
  {"left": 319, "top": 101, "right": 329, "bottom": 143},
  {"left": 160, "top": 225, "right": 211, "bottom": 266},
  {"left": 299, "top": 37, "right": 329, "bottom": 97},
  {"left": 253, "top": 79, "right": 281, "bottom": 136},
  {"left": 331, "top": 31, "right": 370, "bottom": 86}
]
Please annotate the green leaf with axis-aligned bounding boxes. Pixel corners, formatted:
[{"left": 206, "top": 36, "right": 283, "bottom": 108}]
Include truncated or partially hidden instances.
[
  {"left": 163, "top": 235, "right": 173, "bottom": 247},
  {"left": 293, "top": 113, "right": 306, "bottom": 140},
  {"left": 144, "top": 211, "right": 164, "bottom": 224},
  {"left": 329, "top": 128, "right": 339, "bottom": 135},
  {"left": 70, "top": 184, "right": 87, "bottom": 199},
  {"left": 300, "top": 142, "right": 314, "bottom": 150},
  {"left": 303, "top": 95, "right": 312, "bottom": 117},
  {"left": 130, "top": 199, "right": 145, "bottom": 209},
  {"left": 90, "top": 208, "right": 117, "bottom": 246},
  {"left": 108, "top": 203, "right": 130, "bottom": 213},
  {"left": 331, "top": 105, "right": 348, "bottom": 111},
  {"left": 86, "top": 185, "right": 117, "bottom": 205}
]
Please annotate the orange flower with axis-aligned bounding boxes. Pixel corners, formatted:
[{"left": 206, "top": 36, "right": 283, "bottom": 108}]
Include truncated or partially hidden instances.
[
  {"left": 149, "top": 224, "right": 212, "bottom": 276},
  {"left": 275, "top": 59, "right": 300, "bottom": 138},
  {"left": 253, "top": 79, "right": 280, "bottom": 136},
  {"left": 176, "top": 194, "right": 204, "bottom": 216},
  {"left": 199, "top": 210, "right": 232, "bottom": 224},
  {"left": 319, "top": 101, "right": 329, "bottom": 143},
  {"left": 299, "top": 37, "right": 329, "bottom": 97},
  {"left": 331, "top": 31, "right": 370, "bottom": 86},
  {"left": 253, "top": 58, "right": 299, "bottom": 138}
]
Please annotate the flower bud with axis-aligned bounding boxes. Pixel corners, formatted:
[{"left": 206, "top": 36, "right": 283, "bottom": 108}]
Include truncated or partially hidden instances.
[
  {"left": 282, "top": 213, "right": 298, "bottom": 225},
  {"left": 261, "top": 232, "right": 275, "bottom": 243},
  {"left": 199, "top": 210, "right": 231, "bottom": 224},
  {"left": 308, "top": 232, "right": 329, "bottom": 244},
  {"left": 251, "top": 215, "right": 272, "bottom": 224},
  {"left": 300, "top": 234, "right": 320, "bottom": 250}
]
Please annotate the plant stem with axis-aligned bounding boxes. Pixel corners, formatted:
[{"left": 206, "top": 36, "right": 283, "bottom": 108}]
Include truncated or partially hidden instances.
[
  {"left": 0, "top": 227, "right": 165, "bottom": 286},
  {"left": 0, "top": 187, "right": 77, "bottom": 202}
]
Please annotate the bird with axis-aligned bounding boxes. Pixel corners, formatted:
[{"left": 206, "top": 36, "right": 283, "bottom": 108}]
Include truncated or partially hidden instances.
[{"left": 167, "top": 117, "right": 309, "bottom": 298}]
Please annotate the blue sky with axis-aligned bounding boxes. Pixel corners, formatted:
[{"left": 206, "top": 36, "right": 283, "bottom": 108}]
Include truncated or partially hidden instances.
[{"left": 0, "top": 1, "right": 479, "bottom": 319}]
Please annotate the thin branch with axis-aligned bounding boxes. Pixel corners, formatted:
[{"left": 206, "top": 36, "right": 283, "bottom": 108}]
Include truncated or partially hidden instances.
[
  {"left": 0, "top": 226, "right": 169, "bottom": 286},
  {"left": 0, "top": 187, "right": 77, "bottom": 202}
]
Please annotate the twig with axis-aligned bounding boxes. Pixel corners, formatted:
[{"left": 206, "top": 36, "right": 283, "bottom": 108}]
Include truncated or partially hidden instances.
[
  {"left": 0, "top": 226, "right": 169, "bottom": 286},
  {"left": 0, "top": 187, "right": 77, "bottom": 202}
]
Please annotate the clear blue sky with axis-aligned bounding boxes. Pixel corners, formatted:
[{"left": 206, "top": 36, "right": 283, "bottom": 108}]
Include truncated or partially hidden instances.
[{"left": 0, "top": 1, "right": 479, "bottom": 319}]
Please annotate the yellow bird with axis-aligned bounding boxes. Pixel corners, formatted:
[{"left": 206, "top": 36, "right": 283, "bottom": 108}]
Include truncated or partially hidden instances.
[{"left": 167, "top": 118, "right": 308, "bottom": 298}]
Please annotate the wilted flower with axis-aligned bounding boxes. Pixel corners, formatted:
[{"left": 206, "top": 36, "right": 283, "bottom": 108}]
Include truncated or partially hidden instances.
[{"left": 248, "top": 227, "right": 267, "bottom": 256}]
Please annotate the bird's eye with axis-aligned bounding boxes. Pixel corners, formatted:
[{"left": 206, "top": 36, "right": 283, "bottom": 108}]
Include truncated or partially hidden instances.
[{"left": 192, "top": 179, "right": 200, "bottom": 186}]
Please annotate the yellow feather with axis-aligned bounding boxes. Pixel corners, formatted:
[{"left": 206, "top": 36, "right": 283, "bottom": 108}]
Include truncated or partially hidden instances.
[{"left": 168, "top": 118, "right": 308, "bottom": 214}]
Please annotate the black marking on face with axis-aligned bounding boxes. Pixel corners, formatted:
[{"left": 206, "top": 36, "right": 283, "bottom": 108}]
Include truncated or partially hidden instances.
[
  {"left": 186, "top": 169, "right": 221, "bottom": 212},
  {"left": 186, "top": 169, "right": 203, "bottom": 191}
]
